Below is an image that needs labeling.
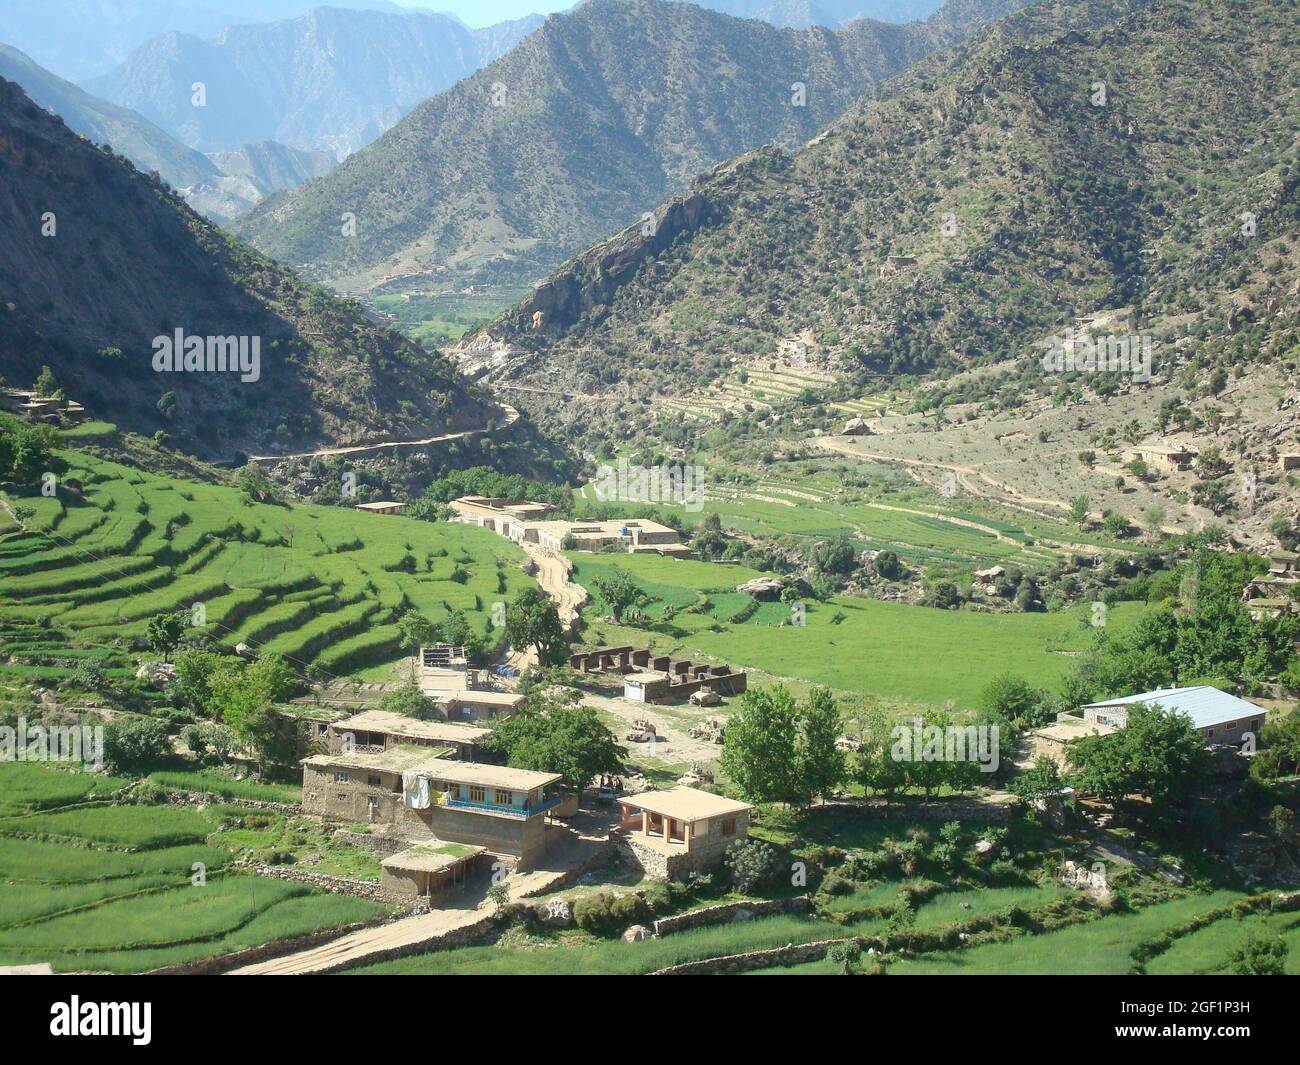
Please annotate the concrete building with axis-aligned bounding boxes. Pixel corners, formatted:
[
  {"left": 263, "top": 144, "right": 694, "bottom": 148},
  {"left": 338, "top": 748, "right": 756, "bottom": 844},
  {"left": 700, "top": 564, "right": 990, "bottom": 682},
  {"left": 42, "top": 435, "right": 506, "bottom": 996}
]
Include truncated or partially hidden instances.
[
  {"left": 569, "top": 645, "right": 746, "bottom": 703},
  {"left": 1081, "top": 686, "right": 1267, "bottom": 746},
  {"left": 302, "top": 749, "right": 564, "bottom": 867},
  {"left": 446, "top": 690, "right": 525, "bottom": 722},
  {"left": 615, "top": 787, "right": 753, "bottom": 880},
  {"left": 353, "top": 501, "right": 406, "bottom": 515},
  {"left": 529, "top": 518, "right": 689, "bottom": 556},
  {"left": 328, "top": 709, "right": 490, "bottom": 761},
  {"left": 1027, "top": 716, "right": 1117, "bottom": 768}
]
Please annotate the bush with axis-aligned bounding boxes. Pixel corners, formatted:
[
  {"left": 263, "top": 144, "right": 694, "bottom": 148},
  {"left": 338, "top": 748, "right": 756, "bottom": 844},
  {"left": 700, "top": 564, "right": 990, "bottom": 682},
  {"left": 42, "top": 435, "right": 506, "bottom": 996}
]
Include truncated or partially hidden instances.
[
  {"left": 103, "top": 717, "right": 171, "bottom": 773},
  {"left": 724, "top": 838, "right": 782, "bottom": 894}
]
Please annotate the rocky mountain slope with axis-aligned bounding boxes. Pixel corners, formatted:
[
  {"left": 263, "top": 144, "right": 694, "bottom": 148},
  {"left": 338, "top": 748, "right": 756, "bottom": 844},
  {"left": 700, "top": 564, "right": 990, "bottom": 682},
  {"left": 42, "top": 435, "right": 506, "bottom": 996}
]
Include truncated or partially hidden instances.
[
  {"left": 696, "top": 0, "right": 945, "bottom": 27},
  {"left": 0, "top": 77, "right": 492, "bottom": 460},
  {"left": 86, "top": 7, "right": 544, "bottom": 159},
  {"left": 0, "top": 44, "right": 336, "bottom": 221},
  {"left": 463, "top": 0, "right": 1297, "bottom": 423},
  {"left": 232, "top": 0, "right": 1028, "bottom": 296}
]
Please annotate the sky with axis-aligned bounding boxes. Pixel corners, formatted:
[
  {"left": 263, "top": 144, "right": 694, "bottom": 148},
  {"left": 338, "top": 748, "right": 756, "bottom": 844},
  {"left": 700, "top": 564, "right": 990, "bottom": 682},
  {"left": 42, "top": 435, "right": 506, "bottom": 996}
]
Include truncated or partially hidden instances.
[{"left": 390, "top": 1, "right": 577, "bottom": 27}]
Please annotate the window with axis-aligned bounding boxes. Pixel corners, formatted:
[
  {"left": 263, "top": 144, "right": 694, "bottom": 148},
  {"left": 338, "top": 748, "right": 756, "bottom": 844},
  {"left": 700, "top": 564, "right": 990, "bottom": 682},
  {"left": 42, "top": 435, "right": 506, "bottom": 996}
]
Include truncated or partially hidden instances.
[
  {"left": 495, "top": 790, "right": 513, "bottom": 806},
  {"left": 333, "top": 772, "right": 349, "bottom": 784},
  {"left": 367, "top": 775, "right": 382, "bottom": 787},
  {"left": 468, "top": 785, "right": 486, "bottom": 804},
  {"left": 721, "top": 818, "right": 736, "bottom": 837}
]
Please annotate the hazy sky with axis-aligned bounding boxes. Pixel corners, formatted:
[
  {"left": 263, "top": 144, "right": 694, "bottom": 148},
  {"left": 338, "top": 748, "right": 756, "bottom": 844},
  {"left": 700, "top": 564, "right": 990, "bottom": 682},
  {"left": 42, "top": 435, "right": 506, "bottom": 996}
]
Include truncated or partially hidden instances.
[{"left": 391, "top": 1, "right": 577, "bottom": 27}]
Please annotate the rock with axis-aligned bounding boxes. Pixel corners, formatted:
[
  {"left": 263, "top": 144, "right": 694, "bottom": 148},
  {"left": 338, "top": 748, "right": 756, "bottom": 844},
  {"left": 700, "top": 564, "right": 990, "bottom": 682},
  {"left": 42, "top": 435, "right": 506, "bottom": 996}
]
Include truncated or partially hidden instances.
[
  {"left": 842, "top": 416, "right": 872, "bottom": 436},
  {"left": 974, "top": 838, "right": 994, "bottom": 855},
  {"left": 235, "top": 643, "right": 254, "bottom": 658},
  {"left": 731, "top": 908, "right": 753, "bottom": 922},
  {"left": 622, "top": 924, "right": 650, "bottom": 942},
  {"left": 959, "top": 900, "right": 972, "bottom": 910},
  {"left": 735, "top": 577, "right": 784, "bottom": 600},
  {"left": 135, "top": 661, "right": 177, "bottom": 688}
]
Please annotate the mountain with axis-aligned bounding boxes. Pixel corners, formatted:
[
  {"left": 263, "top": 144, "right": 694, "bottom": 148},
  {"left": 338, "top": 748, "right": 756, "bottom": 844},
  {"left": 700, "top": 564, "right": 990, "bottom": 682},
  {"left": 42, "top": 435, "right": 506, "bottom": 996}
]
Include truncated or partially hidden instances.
[
  {"left": 86, "top": 7, "right": 545, "bottom": 159},
  {"left": 694, "top": 0, "right": 946, "bottom": 28},
  {"left": 208, "top": 141, "right": 336, "bottom": 205},
  {"left": 0, "top": 0, "right": 402, "bottom": 81},
  {"left": 0, "top": 43, "right": 335, "bottom": 222},
  {"left": 232, "top": 0, "right": 1028, "bottom": 297},
  {"left": 0, "top": 76, "right": 492, "bottom": 460},
  {"left": 459, "top": 0, "right": 1298, "bottom": 430}
]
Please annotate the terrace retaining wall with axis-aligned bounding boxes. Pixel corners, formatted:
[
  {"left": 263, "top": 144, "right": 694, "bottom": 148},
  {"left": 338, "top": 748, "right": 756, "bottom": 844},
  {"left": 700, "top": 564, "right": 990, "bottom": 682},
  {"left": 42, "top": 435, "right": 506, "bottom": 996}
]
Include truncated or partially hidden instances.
[
  {"left": 248, "top": 863, "right": 422, "bottom": 909},
  {"left": 653, "top": 896, "right": 810, "bottom": 936},
  {"left": 650, "top": 935, "right": 877, "bottom": 976}
]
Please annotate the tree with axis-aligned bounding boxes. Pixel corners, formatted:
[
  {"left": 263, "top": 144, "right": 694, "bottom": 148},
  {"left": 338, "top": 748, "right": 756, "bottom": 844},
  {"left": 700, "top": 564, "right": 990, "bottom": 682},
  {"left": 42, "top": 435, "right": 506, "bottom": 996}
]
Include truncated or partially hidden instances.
[
  {"left": 487, "top": 882, "right": 511, "bottom": 916},
  {"left": 873, "top": 550, "right": 905, "bottom": 581},
  {"left": 397, "top": 610, "right": 439, "bottom": 654},
  {"left": 33, "top": 365, "right": 60, "bottom": 397},
  {"left": 590, "top": 569, "right": 641, "bottom": 625},
  {"left": 207, "top": 654, "right": 298, "bottom": 768},
  {"left": 979, "top": 673, "right": 1038, "bottom": 724},
  {"left": 378, "top": 680, "right": 439, "bottom": 721},
  {"left": 146, "top": 612, "right": 186, "bottom": 662},
  {"left": 826, "top": 940, "right": 862, "bottom": 975},
  {"left": 0, "top": 417, "right": 65, "bottom": 484},
  {"left": 1142, "top": 505, "right": 1166, "bottom": 537},
  {"left": 810, "top": 534, "right": 856, "bottom": 577},
  {"left": 1067, "top": 702, "right": 1209, "bottom": 814},
  {"left": 488, "top": 699, "right": 624, "bottom": 806},
  {"left": 504, "top": 588, "right": 568, "bottom": 666},
  {"left": 1069, "top": 496, "right": 1090, "bottom": 527},
  {"left": 798, "top": 687, "right": 846, "bottom": 803},
  {"left": 173, "top": 650, "right": 222, "bottom": 713},
  {"left": 234, "top": 464, "right": 283, "bottom": 505},
  {"left": 723, "top": 838, "right": 781, "bottom": 893},
  {"left": 1229, "top": 928, "right": 1288, "bottom": 976},
  {"left": 856, "top": 703, "right": 909, "bottom": 802},
  {"left": 1010, "top": 756, "right": 1064, "bottom": 807},
  {"left": 720, "top": 685, "right": 802, "bottom": 805}
]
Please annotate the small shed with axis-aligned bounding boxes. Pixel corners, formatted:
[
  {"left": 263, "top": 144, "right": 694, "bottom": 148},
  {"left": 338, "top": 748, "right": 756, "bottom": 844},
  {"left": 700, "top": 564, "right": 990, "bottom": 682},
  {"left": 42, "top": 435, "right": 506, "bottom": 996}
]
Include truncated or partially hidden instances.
[{"left": 380, "top": 843, "right": 486, "bottom": 899}]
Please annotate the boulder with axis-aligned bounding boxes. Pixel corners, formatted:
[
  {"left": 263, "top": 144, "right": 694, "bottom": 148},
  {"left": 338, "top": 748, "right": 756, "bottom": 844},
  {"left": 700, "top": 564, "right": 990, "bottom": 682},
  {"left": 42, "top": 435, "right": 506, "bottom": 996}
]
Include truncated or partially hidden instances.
[
  {"left": 735, "top": 577, "right": 784, "bottom": 600},
  {"left": 622, "top": 924, "right": 650, "bottom": 942},
  {"left": 135, "top": 661, "right": 177, "bottom": 688},
  {"left": 842, "top": 416, "right": 872, "bottom": 436}
]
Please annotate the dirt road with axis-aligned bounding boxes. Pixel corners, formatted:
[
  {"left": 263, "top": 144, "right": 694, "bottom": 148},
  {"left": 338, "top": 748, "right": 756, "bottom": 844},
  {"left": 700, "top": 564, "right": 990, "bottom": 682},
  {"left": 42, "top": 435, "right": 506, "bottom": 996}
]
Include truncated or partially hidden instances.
[{"left": 248, "top": 405, "right": 519, "bottom": 463}]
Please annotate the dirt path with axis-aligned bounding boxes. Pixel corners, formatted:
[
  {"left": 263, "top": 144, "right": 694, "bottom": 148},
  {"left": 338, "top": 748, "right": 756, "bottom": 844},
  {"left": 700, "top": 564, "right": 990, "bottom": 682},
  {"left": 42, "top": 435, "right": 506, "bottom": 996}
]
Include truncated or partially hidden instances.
[
  {"left": 582, "top": 691, "right": 725, "bottom": 764},
  {"left": 228, "top": 828, "right": 605, "bottom": 975},
  {"left": 813, "top": 436, "right": 1114, "bottom": 555},
  {"left": 248, "top": 405, "right": 519, "bottom": 463}
]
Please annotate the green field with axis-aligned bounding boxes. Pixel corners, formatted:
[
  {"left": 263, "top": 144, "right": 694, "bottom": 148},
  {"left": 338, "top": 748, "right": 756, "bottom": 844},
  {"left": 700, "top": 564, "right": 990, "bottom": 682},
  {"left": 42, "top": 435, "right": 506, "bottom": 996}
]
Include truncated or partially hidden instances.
[
  {"left": 0, "top": 762, "right": 388, "bottom": 972},
  {"left": 571, "top": 553, "right": 1141, "bottom": 705},
  {"left": 0, "top": 451, "right": 534, "bottom": 687}
]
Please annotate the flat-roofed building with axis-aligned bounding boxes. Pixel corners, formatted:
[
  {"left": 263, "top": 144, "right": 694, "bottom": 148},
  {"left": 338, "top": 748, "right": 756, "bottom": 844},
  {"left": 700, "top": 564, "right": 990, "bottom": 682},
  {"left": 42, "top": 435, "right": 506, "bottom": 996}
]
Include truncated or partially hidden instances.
[
  {"left": 353, "top": 501, "right": 406, "bottom": 515},
  {"left": 380, "top": 842, "right": 487, "bottom": 899},
  {"left": 529, "top": 518, "right": 684, "bottom": 555},
  {"left": 445, "top": 689, "right": 525, "bottom": 722},
  {"left": 1027, "top": 716, "right": 1117, "bottom": 767},
  {"left": 616, "top": 786, "right": 753, "bottom": 879},
  {"left": 301, "top": 750, "right": 564, "bottom": 867},
  {"left": 328, "top": 709, "right": 490, "bottom": 761}
]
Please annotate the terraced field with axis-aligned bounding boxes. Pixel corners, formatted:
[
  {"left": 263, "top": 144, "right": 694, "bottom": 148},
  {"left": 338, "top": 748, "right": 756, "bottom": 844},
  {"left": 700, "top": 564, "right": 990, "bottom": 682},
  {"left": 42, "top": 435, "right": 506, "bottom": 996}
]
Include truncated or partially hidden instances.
[
  {"left": 655, "top": 366, "right": 892, "bottom": 422},
  {"left": 0, "top": 452, "right": 534, "bottom": 687},
  {"left": 0, "top": 762, "right": 389, "bottom": 973},
  {"left": 571, "top": 552, "right": 1142, "bottom": 705}
]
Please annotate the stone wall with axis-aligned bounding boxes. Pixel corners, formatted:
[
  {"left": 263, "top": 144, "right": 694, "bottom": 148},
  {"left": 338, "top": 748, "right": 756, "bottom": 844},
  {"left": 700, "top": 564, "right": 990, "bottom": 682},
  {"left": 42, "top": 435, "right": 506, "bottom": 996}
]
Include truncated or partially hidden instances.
[
  {"left": 653, "top": 896, "right": 809, "bottom": 936},
  {"left": 249, "top": 863, "right": 423, "bottom": 909},
  {"left": 651, "top": 935, "right": 873, "bottom": 976}
]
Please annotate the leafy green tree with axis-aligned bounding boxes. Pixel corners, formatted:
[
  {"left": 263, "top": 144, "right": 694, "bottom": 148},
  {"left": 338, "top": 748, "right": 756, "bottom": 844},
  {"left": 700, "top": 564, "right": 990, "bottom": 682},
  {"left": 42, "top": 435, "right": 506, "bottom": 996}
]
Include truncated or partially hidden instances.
[
  {"left": 487, "top": 699, "right": 624, "bottom": 806},
  {"left": 234, "top": 464, "right": 283, "bottom": 505},
  {"left": 590, "top": 568, "right": 641, "bottom": 624},
  {"left": 173, "top": 650, "right": 223, "bottom": 713},
  {"left": 1069, "top": 496, "right": 1090, "bottom": 527},
  {"left": 378, "top": 680, "right": 439, "bottom": 721},
  {"left": 826, "top": 940, "right": 862, "bottom": 976},
  {"left": 0, "top": 417, "right": 65, "bottom": 484},
  {"left": 504, "top": 587, "right": 568, "bottom": 666},
  {"left": 397, "top": 610, "right": 439, "bottom": 653},
  {"left": 856, "top": 703, "right": 909, "bottom": 801},
  {"left": 798, "top": 686, "right": 846, "bottom": 803},
  {"left": 1252, "top": 711, "right": 1300, "bottom": 779},
  {"left": 720, "top": 685, "right": 802, "bottom": 805},
  {"left": 1010, "top": 756, "right": 1064, "bottom": 807},
  {"left": 1067, "top": 702, "right": 1209, "bottom": 814},
  {"left": 723, "top": 838, "right": 782, "bottom": 893},
  {"left": 207, "top": 654, "right": 298, "bottom": 768},
  {"left": 146, "top": 612, "right": 187, "bottom": 662}
]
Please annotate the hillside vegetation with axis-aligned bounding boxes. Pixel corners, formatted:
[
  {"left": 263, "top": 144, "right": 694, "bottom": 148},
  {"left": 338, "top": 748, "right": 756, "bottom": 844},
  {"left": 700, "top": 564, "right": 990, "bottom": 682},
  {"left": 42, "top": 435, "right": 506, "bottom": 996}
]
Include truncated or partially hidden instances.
[
  {"left": 233, "top": 0, "right": 1029, "bottom": 296},
  {"left": 0, "top": 76, "right": 493, "bottom": 459},
  {"left": 471, "top": 0, "right": 1297, "bottom": 422}
]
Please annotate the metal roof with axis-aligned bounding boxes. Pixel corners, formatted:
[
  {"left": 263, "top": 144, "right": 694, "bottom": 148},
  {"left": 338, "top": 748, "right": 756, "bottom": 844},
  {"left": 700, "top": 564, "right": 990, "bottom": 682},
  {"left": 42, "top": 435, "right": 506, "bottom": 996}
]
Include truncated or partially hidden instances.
[{"left": 1083, "top": 687, "right": 1266, "bottom": 729}]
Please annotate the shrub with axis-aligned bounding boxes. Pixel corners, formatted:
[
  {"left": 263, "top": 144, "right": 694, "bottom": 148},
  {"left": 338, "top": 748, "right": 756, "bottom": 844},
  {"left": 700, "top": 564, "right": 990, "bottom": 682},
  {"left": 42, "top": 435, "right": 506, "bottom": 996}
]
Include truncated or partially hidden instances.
[
  {"left": 103, "top": 717, "right": 171, "bottom": 773},
  {"left": 724, "top": 838, "right": 782, "bottom": 894}
]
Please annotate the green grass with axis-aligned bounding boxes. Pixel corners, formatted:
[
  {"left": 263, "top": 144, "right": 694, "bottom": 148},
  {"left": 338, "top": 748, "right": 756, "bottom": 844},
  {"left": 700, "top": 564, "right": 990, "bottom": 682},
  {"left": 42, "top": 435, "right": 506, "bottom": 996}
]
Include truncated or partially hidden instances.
[
  {"left": 1146, "top": 910, "right": 1300, "bottom": 975},
  {"left": 571, "top": 552, "right": 1143, "bottom": 705},
  {"left": 1, "top": 804, "right": 212, "bottom": 849},
  {"left": 346, "top": 912, "right": 891, "bottom": 975},
  {"left": 146, "top": 768, "right": 302, "bottom": 805},
  {"left": 889, "top": 891, "right": 1245, "bottom": 975},
  {"left": 0, "top": 763, "right": 130, "bottom": 817},
  {"left": 0, "top": 451, "right": 535, "bottom": 683}
]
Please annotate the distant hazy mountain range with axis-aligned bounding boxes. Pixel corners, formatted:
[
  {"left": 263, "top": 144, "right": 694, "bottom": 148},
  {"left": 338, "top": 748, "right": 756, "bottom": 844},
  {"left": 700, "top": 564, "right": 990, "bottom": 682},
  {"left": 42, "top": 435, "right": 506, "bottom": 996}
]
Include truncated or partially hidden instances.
[
  {"left": 232, "top": 0, "right": 1024, "bottom": 295},
  {"left": 85, "top": 7, "right": 546, "bottom": 159},
  {"left": 693, "top": 0, "right": 945, "bottom": 27},
  {"left": 0, "top": 0, "right": 403, "bottom": 81},
  {"left": 0, "top": 44, "right": 331, "bottom": 221}
]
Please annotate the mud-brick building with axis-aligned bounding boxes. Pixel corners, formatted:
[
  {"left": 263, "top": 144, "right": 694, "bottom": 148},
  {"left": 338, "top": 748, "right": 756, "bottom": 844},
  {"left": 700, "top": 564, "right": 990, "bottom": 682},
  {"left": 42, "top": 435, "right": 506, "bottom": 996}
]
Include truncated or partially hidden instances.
[
  {"left": 327, "top": 709, "right": 490, "bottom": 761},
  {"left": 301, "top": 748, "right": 564, "bottom": 867},
  {"left": 380, "top": 843, "right": 487, "bottom": 900},
  {"left": 614, "top": 787, "right": 753, "bottom": 880},
  {"left": 569, "top": 645, "right": 747, "bottom": 703}
]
